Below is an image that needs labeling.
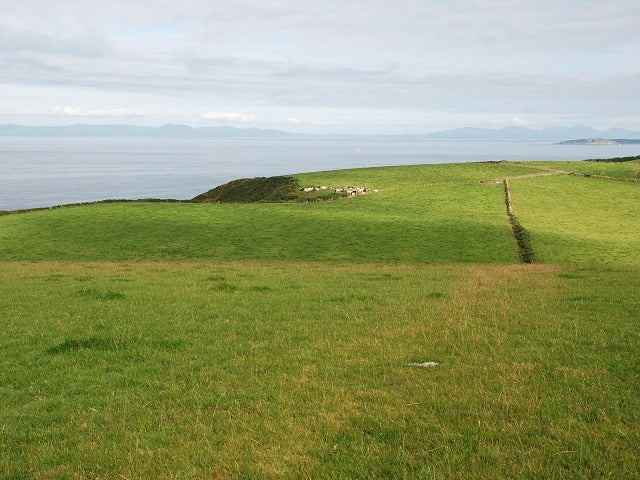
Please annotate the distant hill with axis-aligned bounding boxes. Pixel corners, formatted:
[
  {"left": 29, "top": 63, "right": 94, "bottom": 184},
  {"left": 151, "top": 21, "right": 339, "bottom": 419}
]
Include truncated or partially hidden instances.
[{"left": 2, "top": 123, "right": 640, "bottom": 141}]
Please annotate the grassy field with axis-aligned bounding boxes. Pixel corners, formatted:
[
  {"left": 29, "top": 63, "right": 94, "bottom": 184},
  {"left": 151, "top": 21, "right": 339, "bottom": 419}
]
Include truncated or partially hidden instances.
[
  {"left": 2, "top": 261, "right": 639, "bottom": 478},
  {"left": 510, "top": 174, "right": 640, "bottom": 264},
  {"left": 510, "top": 158, "right": 640, "bottom": 181},
  {"left": 1, "top": 160, "right": 639, "bottom": 478},
  {"left": 0, "top": 162, "right": 542, "bottom": 264}
]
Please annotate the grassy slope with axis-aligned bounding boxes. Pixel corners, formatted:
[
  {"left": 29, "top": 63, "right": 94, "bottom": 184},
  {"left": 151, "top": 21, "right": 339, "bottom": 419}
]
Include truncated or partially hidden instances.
[
  {"left": 192, "top": 176, "right": 305, "bottom": 203},
  {"left": 1, "top": 161, "right": 639, "bottom": 478}
]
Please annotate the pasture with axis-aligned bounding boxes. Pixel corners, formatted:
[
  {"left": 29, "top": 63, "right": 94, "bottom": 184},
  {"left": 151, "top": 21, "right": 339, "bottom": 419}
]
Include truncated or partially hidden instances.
[{"left": 1, "top": 160, "right": 639, "bottom": 478}]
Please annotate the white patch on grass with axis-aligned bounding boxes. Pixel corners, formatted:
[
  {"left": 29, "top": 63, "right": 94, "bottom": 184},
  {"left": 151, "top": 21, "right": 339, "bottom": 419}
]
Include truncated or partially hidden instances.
[{"left": 408, "top": 361, "right": 439, "bottom": 367}]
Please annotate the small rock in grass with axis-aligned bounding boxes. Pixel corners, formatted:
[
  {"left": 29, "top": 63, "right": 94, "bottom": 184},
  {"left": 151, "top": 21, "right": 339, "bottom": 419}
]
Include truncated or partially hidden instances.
[{"left": 408, "top": 361, "right": 439, "bottom": 367}]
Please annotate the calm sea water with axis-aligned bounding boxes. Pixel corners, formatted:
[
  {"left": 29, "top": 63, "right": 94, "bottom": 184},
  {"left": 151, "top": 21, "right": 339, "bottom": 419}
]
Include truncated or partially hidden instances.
[{"left": 1, "top": 136, "right": 637, "bottom": 211}]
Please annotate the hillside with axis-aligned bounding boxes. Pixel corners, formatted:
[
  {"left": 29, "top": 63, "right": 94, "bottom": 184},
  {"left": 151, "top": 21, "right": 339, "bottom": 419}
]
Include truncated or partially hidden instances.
[
  {"left": 1, "top": 160, "right": 639, "bottom": 479},
  {"left": 191, "top": 176, "right": 300, "bottom": 203},
  {"left": 191, "top": 176, "right": 346, "bottom": 203}
]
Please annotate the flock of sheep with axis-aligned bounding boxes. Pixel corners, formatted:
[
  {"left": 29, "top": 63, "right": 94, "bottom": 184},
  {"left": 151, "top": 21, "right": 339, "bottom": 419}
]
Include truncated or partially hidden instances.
[{"left": 300, "top": 185, "right": 379, "bottom": 196}]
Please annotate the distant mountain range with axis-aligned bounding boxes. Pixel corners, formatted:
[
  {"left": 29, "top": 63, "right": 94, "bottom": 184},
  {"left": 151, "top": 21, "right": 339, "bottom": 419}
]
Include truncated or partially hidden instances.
[
  {"left": 1, "top": 123, "right": 640, "bottom": 141},
  {"left": 0, "top": 123, "right": 295, "bottom": 139},
  {"left": 419, "top": 126, "right": 640, "bottom": 141}
]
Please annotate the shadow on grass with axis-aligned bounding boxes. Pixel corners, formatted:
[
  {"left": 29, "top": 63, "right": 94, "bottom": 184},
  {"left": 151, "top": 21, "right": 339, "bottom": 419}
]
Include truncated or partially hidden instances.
[
  {"left": 528, "top": 229, "right": 640, "bottom": 265},
  {"left": 77, "top": 287, "right": 126, "bottom": 300},
  {"left": 45, "top": 336, "right": 186, "bottom": 355},
  {"left": 3, "top": 206, "right": 519, "bottom": 264},
  {"left": 46, "top": 337, "right": 118, "bottom": 354}
]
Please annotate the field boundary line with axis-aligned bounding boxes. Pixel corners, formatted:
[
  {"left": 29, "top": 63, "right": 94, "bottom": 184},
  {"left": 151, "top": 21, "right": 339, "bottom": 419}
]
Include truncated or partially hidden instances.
[{"left": 504, "top": 178, "right": 536, "bottom": 263}]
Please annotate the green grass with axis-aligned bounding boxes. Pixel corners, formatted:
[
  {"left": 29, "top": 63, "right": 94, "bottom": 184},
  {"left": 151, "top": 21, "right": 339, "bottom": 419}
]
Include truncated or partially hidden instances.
[
  {"left": 296, "top": 161, "right": 538, "bottom": 189},
  {"left": 0, "top": 163, "right": 539, "bottom": 264},
  {"left": 0, "top": 196, "right": 515, "bottom": 263},
  {"left": 511, "top": 158, "right": 640, "bottom": 182},
  {"left": 2, "top": 261, "right": 639, "bottom": 478},
  {"left": 2, "top": 161, "right": 635, "bottom": 265},
  {"left": 510, "top": 174, "right": 640, "bottom": 264},
  {"left": 1, "top": 161, "right": 639, "bottom": 478}
]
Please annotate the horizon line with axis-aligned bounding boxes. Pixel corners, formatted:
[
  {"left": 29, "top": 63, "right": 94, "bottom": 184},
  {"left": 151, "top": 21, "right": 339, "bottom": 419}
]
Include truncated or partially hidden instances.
[{"left": 2, "top": 122, "right": 640, "bottom": 139}]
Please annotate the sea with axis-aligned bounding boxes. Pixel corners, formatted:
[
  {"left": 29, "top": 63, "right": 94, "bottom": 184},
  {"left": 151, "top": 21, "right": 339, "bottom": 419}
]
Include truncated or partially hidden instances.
[{"left": 1, "top": 136, "right": 638, "bottom": 211}]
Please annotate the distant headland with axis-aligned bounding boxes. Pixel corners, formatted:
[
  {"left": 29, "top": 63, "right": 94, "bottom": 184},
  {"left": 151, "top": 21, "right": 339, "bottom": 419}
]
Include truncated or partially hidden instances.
[{"left": 558, "top": 138, "right": 640, "bottom": 145}]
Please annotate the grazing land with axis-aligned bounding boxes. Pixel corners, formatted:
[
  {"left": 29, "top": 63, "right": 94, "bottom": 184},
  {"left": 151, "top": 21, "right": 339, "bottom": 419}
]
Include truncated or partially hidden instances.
[
  {"left": 1, "top": 160, "right": 639, "bottom": 479},
  {"left": 511, "top": 158, "right": 640, "bottom": 180},
  {"left": 510, "top": 174, "right": 640, "bottom": 264}
]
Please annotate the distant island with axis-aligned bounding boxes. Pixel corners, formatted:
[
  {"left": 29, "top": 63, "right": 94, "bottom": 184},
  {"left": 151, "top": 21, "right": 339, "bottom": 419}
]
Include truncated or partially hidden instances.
[{"left": 558, "top": 138, "right": 640, "bottom": 145}]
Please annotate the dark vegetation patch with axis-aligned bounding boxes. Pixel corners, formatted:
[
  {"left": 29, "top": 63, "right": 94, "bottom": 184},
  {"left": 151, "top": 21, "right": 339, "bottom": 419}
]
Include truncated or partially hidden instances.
[
  {"left": 424, "top": 292, "right": 445, "bottom": 299},
  {"left": 46, "top": 336, "right": 185, "bottom": 354},
  {"left": 109, "top": 276, "right": 133, "bottom": 283},
  {"left": 207, "top": 278, "right": 275, "bottom": 292},
  {"left": 46, "top": 337, "right": 119, "bottom": 354},
  {"left": 558, "top": 272, "right": 585, "bottom": 279},
  {"left": 504, "top": 180, "right": 536, "bottom": 264},
  {"left": 191, "top": 176, "right": 347, "bottom": 203},
  {"left": 204, "top": 274, "right": 227, "bottom": 282},
  {"left": 192, "top": 176, "right": 298, "bottom": 203},
  {"left": 509, "top": 216, "right": 536, "bottom": 263},
  {"left": 354, "top": 273, "right": 404, "bottom": 281},
  {"left": 585, "top": 154, "right": 640, "bottom": 163},
  {"left": 77, "top": 287, "right": 126, "bottom": 300},
  {"left": 248, "top": 285, "right": 273, "bottom": 292},
  {"left": 210, "top": 282, "right": 240, "bottom": 292},
  {"left": 43, "top": 274, "right": 66, "bottom": 282},
  {"left": 329, "top": 294, "right": 376, "bottom": 303}
]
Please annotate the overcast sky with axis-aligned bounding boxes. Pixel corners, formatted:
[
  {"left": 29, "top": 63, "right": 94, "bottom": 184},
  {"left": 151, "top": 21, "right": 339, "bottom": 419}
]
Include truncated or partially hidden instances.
[{"left": 1, "top": 0, "right": 639, "bottom": 134}]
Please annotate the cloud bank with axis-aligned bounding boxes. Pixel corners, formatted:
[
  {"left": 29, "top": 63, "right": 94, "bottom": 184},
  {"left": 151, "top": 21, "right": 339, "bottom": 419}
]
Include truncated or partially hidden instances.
[{"left": 2, "top": 0, "right": 639, "bottom": 133}]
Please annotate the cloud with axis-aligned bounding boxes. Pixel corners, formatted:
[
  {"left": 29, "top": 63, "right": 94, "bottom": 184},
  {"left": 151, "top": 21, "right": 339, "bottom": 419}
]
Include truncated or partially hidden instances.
[
  {"left": 492, "top": 116, "right": 530, "bottom": 127},
  {"left": 2, "top": 1, "right": 639, "bottom": 132},
  {"left": 287, "top": 117, "right": 301, "bottom": 124},
  {"left": 509, "top": 117, "right": 529, "bottom": 126},
  {"left": 200, "top": 112, "right": 257, "bottom": 122},
  {"left": 52, "top": 106, "right": 141, "bottom": 117}
]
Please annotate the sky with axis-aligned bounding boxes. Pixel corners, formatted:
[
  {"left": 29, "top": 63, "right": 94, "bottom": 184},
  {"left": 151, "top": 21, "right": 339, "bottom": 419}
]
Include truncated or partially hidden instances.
[{"left": 1, "top": 0, "right": 639, "bottom": 134}]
